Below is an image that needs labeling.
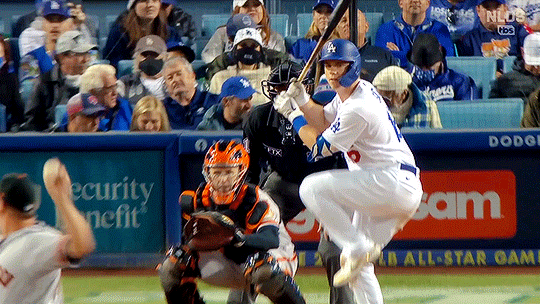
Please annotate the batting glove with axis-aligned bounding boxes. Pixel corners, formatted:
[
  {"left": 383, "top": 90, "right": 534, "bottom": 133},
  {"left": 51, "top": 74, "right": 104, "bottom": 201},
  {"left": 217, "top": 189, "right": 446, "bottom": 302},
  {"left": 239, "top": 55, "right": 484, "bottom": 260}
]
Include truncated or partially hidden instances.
[
  {"left": 274, "top": 92, "right": 304, "bottom": 123},
  {"left": 287, "top": 79, "right": 310, "bottom": 107}
]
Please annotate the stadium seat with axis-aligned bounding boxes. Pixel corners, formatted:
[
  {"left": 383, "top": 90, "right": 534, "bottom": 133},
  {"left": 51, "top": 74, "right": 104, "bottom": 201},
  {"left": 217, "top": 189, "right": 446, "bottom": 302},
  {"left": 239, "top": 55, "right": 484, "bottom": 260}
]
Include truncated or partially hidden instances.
[
  {"left": 117, "top": 60, "right": 134, "bottom": 78},
  {"left": 105, "top": 15, "right": 118, "bottom": 38},
  {"left": 437, "top": 98, "right": 524, "bottom": 129},
  {"left": 365, "top": 12, "right": 384, "bottom": 47},
  {"left": 0, "top": 18, "right": 5, "bottom": 35},
  {"left": 284, "top": 35, "right": 300, "bottom": 53},
  {"left": 446, "top": 56, "right": 497, "bottom": 99},
  {"left": 10, "top": 15, "right": 21, "bottom": 37},
  {"left": 194, "top": 36, "right": 210, "bottom": 60},
  {"left": 270, "top": 14, "right": 289, "bottom": 37},
  {"left": 55, "top": 104, "right": 66, "bottom": 127},
  {"left": 296, "top": 13, "right": 312, "bottom": 37},
  {"left": 503, "top": 55, "right": 517, "bottom": 73},
  {"left": 88, "top": 15, "right": 100, "bottom": 40},
  {"left": 201, "top": 14, "right": 230, "bottom": 37},
  {"left": 0, "top": 104, "right": 6, "bottom": 133}
]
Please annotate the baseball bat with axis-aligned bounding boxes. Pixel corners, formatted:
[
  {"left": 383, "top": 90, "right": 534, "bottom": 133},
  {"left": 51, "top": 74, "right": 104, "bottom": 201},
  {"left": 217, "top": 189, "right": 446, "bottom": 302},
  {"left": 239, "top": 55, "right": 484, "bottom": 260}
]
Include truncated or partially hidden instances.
[{"left": 297, "top": 0, "right": 353, "bottom": 82}]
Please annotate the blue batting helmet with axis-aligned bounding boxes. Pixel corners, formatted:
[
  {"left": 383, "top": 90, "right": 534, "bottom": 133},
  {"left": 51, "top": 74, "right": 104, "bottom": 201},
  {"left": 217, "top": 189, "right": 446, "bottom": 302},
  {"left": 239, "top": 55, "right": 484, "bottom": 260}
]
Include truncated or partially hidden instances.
[{"left": 319, "top": 39, "right": 361, "bottom": 87}]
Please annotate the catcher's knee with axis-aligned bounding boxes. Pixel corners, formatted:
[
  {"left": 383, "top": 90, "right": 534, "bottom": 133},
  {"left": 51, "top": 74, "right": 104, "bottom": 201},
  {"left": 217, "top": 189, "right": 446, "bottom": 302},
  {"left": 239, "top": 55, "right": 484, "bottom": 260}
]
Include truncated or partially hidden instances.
[
  {"left": 244, "top": 253, "right": 306, "bottom": 304},
  {"left": 158, "top": 246, "right": 204, "bottom": 304}
]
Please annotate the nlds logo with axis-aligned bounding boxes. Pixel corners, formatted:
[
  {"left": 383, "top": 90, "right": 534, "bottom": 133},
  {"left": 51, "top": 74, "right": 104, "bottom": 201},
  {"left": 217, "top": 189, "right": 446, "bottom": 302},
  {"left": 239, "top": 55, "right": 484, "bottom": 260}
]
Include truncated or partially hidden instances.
[{"left": 497, "top": 25, "right": 515, "bottom": 36}]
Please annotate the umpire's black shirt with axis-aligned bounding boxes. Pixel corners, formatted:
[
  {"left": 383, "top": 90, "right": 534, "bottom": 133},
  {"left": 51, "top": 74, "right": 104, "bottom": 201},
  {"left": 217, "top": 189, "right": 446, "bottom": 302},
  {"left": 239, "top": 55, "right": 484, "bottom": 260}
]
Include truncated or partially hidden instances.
[{"left": 243, "top": 102, "right": 346, "bottom": 185}]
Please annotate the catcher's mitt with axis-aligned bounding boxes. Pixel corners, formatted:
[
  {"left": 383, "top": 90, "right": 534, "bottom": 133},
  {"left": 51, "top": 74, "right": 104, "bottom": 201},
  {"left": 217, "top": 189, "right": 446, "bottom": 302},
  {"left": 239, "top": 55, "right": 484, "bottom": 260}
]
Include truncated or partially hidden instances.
[{"left": 183, "top": 211, "right": 238, "bottom": 251}]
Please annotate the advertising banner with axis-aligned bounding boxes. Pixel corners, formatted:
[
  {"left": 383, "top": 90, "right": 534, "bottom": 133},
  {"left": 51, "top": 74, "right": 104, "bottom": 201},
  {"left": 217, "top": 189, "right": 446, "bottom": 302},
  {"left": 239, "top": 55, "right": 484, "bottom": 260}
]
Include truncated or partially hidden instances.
[{"left": 0, "top": 151, "right": 165, "bottom": 253}]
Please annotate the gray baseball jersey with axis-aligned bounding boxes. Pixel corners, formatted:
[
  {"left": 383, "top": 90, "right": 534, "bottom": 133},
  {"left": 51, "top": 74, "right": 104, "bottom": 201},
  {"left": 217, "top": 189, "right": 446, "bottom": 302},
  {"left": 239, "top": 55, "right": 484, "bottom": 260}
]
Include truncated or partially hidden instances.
[{"left": 0, "top": 222, "right": 75, "bottom": 304}]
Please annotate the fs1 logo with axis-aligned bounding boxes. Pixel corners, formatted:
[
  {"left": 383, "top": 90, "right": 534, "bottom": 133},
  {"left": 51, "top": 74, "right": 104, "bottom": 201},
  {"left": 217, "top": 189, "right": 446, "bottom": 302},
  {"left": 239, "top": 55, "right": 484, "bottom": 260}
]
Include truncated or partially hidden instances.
[{"left": 498, "top": 25, "right": 515, "bottom": 35}]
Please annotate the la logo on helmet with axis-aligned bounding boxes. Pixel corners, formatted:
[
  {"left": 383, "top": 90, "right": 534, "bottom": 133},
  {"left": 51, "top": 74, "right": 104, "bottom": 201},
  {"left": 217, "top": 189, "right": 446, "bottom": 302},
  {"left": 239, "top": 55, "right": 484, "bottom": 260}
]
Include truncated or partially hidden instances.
[{"left": 327, "top": 42, "right": 337, "bottom": 53}]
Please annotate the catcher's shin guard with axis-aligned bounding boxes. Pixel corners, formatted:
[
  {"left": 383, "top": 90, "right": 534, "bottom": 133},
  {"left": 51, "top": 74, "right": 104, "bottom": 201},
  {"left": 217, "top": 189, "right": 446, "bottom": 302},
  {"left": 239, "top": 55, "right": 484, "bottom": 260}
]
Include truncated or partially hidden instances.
[
  {"left": 158, "top": 245, "right": 205, "bottom": 304},
  {"left": 244, "top": 253, "right": 306, "bottom": 304}
]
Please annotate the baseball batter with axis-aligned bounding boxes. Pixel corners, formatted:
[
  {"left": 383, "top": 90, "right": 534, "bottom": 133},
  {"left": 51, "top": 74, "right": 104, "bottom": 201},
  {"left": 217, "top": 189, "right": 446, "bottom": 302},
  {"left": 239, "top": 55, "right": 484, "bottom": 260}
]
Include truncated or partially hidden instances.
[
  {"left": 158, "top": 140, "right": 306, "bottom": 304},
  {"left": 274, "top": 39, "right": 423, "bottom": 304},
  {"left": 0, "top": 158, "right": 96, "bottom": 304}
]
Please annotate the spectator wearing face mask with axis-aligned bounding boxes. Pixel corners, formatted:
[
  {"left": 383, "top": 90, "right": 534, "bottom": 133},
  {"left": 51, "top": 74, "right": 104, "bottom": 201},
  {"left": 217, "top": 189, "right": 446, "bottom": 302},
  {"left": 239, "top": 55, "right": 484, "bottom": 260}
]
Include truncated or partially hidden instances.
[
  {"left": 201, "top": 0, "right": 286, "bottom": 64},
  {"left": 206, "top": 14, "right": 290, "bottom": 81},
  {"left": 408, "top": 33, "right": 478, "bottom": 102},
  {"left": 117, "top": 35, "right": 168, "bottom": 105},
  {"left": 208, "top": 28, "right": 282, "bottom": 107}
]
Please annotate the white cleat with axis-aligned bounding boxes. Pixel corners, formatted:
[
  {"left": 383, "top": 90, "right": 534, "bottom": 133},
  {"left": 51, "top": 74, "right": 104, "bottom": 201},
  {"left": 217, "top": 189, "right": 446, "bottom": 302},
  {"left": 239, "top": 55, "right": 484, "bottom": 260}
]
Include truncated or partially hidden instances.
[{"left": 333, "top": 244, "right": 382, "bottom": 287}]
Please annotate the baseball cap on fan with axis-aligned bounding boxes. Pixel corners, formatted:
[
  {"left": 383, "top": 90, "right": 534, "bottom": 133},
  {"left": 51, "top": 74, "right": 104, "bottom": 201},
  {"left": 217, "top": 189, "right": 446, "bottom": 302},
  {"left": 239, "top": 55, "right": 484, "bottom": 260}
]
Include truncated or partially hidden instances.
[
  {"left": 0, "top": 173, "right": 39, "bottom": 216},
  {"left": 66, "top": 93, "right": 107, "bottom": 117},
  {"left": 227, "top": 14, "right": 258, "bottom": 39},
  {"left": 56, "top": 30, "right": 97, "bottom": 54},
  {"left": 135, "top": 35, "right": 167, "bottom": 55},
  {"left": 42, "top": 0, "right": 70, "bottom": 18},
  {"left": 233, "top": 28, "right": 263, "bottom": 47},
  {"left": 523, "top": 33, "right": 540, "bottom": 65},
  {"left": 220, "top": 76, "right": 257, "bottom": 100},
  {"left": 234, "top": 0, "right": 263, "bottom": 7},
  {"left": 313, "top": 0, "right": 336, "bottom": 10}
]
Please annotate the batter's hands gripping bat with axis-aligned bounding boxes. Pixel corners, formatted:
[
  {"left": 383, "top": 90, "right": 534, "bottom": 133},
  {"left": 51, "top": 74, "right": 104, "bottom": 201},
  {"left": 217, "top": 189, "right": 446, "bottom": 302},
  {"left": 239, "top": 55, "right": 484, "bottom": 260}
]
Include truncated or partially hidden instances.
[{"left": 297, "top": 0, "right": 353, "bottom": 82}]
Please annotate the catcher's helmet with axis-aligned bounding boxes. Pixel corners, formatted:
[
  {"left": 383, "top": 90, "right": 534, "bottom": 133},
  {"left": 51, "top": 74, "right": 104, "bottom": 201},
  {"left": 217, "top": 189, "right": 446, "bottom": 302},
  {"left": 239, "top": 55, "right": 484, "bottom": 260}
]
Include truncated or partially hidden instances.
[
  {"left": 261, "top": 61, "right": 313, "bottom": 100},
  {"left": 319, "top": 39, "right": 361, "bottom": 87},
  {"left": 203, "top": 140, "right": 249, "bottom": 205}
]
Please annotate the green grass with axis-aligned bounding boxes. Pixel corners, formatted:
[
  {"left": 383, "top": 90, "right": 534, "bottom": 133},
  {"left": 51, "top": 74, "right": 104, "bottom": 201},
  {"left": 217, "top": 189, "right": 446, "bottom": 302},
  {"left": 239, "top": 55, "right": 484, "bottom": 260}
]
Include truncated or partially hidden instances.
[{"left": 62, "top": 273, "right": 540, "bottom": 304}]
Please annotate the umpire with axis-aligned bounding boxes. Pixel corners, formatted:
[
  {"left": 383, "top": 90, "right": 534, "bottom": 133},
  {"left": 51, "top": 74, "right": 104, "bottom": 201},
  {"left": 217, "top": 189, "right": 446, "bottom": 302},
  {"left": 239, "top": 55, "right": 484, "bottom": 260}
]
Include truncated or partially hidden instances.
[{"left": 243, "top": 60, "right": 354, "bottom": 304}]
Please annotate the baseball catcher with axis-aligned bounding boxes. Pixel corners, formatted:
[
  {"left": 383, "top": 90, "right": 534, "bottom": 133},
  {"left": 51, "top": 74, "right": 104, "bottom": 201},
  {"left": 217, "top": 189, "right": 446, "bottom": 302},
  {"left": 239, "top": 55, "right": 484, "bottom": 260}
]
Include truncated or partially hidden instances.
[{"left": 158, "top": 140, "right": 306, "bottom": 304}]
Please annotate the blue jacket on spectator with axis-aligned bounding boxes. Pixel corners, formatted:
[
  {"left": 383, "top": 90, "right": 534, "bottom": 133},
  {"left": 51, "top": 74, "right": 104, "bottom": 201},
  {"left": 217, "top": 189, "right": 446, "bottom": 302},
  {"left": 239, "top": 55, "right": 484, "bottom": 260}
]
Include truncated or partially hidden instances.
[
  {"left": 427, "top": 0, "right": 479, "bottom": 41},
  {"left": 375, "top": 15, "right": 455, "bottom": 67},
  {"left": 290, "top": 38, "right": 318, "bottom": 63},
  {"left": 409, "top": 63, "right": 478, "bottom": 102},
  {"left": 60, "top": 97, "right": 133, "bottom": 131},
  {"left": 163, "top": 89, "right": 220, "bottom": 130},
  {"left": 401, "top": 83, "right": 439, "bottom": 128},
  {"left": 456, "top": 21, "right": 529, "bottom": 71},
  {"left": 103, "top": 22, "right": 181, "bottom": 69}
]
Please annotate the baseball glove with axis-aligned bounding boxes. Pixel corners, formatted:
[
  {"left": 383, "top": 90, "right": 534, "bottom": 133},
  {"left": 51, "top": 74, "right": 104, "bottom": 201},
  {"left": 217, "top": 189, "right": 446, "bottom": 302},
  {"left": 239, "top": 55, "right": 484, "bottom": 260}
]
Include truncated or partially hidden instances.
[{"left": 183, "top": 211, "right": 238, "bottom": 251}]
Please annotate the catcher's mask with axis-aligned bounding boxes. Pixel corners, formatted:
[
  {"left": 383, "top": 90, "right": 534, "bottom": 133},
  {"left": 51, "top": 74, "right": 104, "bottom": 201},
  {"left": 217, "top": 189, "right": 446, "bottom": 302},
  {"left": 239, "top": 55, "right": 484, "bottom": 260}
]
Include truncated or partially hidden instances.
[
  {"left": 261, "top": 60, "right": 314, "bottom": 100},
  {"left": 203, "top": 140, "right": 250, "bottom": 205}
]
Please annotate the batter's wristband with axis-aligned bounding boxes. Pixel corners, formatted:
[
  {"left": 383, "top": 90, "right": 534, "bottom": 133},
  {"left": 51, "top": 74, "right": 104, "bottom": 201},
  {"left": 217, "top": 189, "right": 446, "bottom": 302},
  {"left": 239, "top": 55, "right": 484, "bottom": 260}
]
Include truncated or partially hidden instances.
[{"left": 292, "top": 115, "right": 308, "bottom": 133}]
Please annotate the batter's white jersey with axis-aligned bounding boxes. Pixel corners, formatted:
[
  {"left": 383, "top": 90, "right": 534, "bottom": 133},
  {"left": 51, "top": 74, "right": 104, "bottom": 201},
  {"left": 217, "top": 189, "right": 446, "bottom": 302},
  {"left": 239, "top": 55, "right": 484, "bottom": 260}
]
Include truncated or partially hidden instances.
[
  {"left": 322, "top": 80, "right": 416, "bottom": 170},
  {"left": 0, "top": 223, "right": 75, "bottom": 304}
]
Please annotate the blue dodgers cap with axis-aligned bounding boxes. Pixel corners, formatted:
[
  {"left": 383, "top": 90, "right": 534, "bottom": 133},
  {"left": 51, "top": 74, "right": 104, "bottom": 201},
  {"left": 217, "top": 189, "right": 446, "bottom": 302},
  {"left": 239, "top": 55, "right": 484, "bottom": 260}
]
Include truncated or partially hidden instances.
[
  {"left": 66, "top": 93, "right": 107, "bottom": 117},
  {"left": 313, "top": 0, "right": 336, "bottom": 10},
  {"left": 166, "top": 40, "right": 196, "bottom": 63},
  {"left": 226, "top": 14, "right": 258, "bottom": 39},
  {"left": 220, "top": 76, "right": 257, "bottom": 100},
  {"left": 42, "top": 0, "right": 70, "bottom": 18},
  {"left": 312, "top": 75, "right": 336, "bottom": 105}
]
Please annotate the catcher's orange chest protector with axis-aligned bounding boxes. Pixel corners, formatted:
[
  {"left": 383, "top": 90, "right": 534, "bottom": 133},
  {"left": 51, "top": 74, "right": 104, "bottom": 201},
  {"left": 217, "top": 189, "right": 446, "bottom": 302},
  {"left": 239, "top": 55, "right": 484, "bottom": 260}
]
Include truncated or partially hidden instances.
[{"left": 180, "top": 183, "right": 270, "bottom": 235}]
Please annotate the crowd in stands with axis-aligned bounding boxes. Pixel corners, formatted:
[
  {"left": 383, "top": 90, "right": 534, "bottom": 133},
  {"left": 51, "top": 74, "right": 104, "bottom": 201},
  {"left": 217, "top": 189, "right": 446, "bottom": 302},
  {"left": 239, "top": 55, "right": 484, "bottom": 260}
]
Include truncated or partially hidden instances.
[{"left": 1, "top": 0, "right": 540, "bottom": 132}]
